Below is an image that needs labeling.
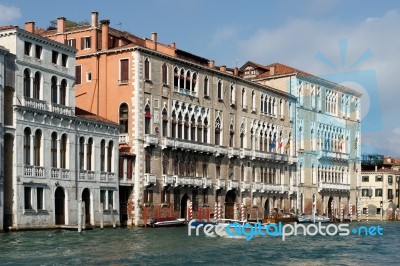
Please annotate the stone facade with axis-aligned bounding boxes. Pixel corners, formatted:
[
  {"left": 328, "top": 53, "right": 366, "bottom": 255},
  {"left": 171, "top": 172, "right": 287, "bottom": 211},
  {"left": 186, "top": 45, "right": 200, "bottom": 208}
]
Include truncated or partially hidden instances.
[{"left": 0, "top": 26, "right": 120, "bottom": 230}]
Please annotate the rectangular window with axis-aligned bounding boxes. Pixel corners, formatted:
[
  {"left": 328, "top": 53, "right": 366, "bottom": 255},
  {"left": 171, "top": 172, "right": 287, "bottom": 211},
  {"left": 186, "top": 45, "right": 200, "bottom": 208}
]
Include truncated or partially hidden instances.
[
  {"left": 388, "top": 175, "right": 393, "bottom": 184},
  {"left": 362, "top": 189, "right": 369, "bottom": 197},
  {"left": 52, "top": 51, "right": 58, "bottom": 64},
  {"left": 75, "top": 65, "right": 82, "bottom": 85},
  {"left": 61, "top": 54, "right": 68, "bottom": 67},
  {"left": 377, "top": 208, "right": 381, "bottom": 215},
  {"left": 144, "top": 189, "right": 153, "bottom": 204},
  {"left": 375, "top": 175, "right": 382, "bottom": 182},
  {"left": 24, "top": 187, "right": 32, "bottom": 210},
  {"left": 86, "top": 72, "right": 92, "bottom": 82},
  {"left": 35, "top": 45, "right": 42, "bottom": 59},
  {"left": 162, "top": 188, "right": 170, "bottom": 204},
  {"left": 108, "top": 191, "right": 114, "bottom": 209},
  {"left": 388, "top": 189, "right": 393, "bottom": 200},
  {"left": 362, "top": 176, "right": 369, "bottom": 182},
  {"left": 37, "top": 187, "right": 44, "bottom": 210},
  {"left": 118, "top": 157, "right": 124, "bottom": 179},
  {"left": 119, "top": 59, "right": 129, "bottom": 83},
  {"left": 24, "top": 42, "right": 32, "bottom": 56},
  {"left": 67, "top": 39, "right": 76, "bottom": 48},
  {"left": 100, "top": 190, "right": 106, "bottom": 209},
  {"left": 81, "top": 36, "right": 91, "bottom": 49},
  {"left": 375, "top": 189, "right": 382, "bottom": 197},
  {"left": 203, "top": 189, "right": 208, "bottom": 205}
]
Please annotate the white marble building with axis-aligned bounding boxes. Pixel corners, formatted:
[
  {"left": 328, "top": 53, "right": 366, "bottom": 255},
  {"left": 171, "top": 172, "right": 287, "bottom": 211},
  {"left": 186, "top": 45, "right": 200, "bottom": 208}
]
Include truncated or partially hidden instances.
[{"left": 0, "top": 25, "right": 120, "bottom": 231}]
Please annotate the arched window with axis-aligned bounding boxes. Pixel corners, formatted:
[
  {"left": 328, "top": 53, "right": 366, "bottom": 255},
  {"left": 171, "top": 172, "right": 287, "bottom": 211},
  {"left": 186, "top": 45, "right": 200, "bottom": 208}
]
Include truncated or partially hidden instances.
[
  {"left": 241, "top": 165, "right": 245, "bottom": 182},
  {"left": 100, "top": 139, "right": 105, "bottom": 172},
  {"left": 190, "top": 115, "right": 196, "bottom": 141},
  {"left": 252, "top": 90, "right": 256, "bottom": 111},
  {"left": 51, "top": 132, "right": 58, "bottom": 168},
  {"left": 260, "top": 95, "right": 264, "bottom": 113},
  {"left": 79, "top": 137, "right": 85, "bottom": 170},
  {"left": 177, "top": 113, "right": 183, "bottom": 139},
  {"left": 144, "top": 105, "right": 151, "bottom": 134},
  {"left": 34, "top": 129, "right": 42, "bottom": 166},
  {"left": 162, "top": 63, "right": 168, "bottom": 84},
  {"left": 197, "top": 117, "right": 202, "bottom": 142},
  {"left": 186, "top": 70, "right": 191, "bottom": 91},
  {"left": 259, "top": 132, "right": 263, "bottom": 151},
  {"left": 252, "top": 166, "right": 256, "bottom": 182},
  {"left": 33, "top": 72, "right": 41, "bottom": 99},
  {"left": 60, "top": 79, "right": 67, "bottom": 105},
  {"left": 230, "top": 84, "right": 235, "bottom": 105},
  {"left": 229, "top": 123, "right": 234, "bottom": 147},
  {"left": 217, "top": 80, "right": 222, "bottom": 99},
  {"left": 191, "top": 73, "right": 197, "bottom": 92},
  {"left": 179, "top": 69, "right": 185, "bottom": 89},
  {"left": 119, "top": 103, "right": 129, "bottom": 133},
  {"left": 144, "top": 58, "right": 150, "bottom": 80},
  {"left": 203, "top": 76, "right": 209, "bottom": 96},
  {"left": 24, "top": 127, "right": 31, "bottom": 165},
  {"left": 51, "top": 76, "right": 57, "bottom": 104},
  {"left": 184, "top": 114, "right": 189, "bottom": 140},
  {"left": 87, "top": 138, "right": 93, "bottom": 171},
  {"left": 107, "top": 141, "right": 113, "bottom": 172},
  {"left": 171, "top": 112, "right": 177, "bottom": 138},
  {"left": 24, "top": 69, "right": 31, "bottom": 97},
  {"left": 145, "top": 149, "right": 151, "bottom": 173},
  {"left": 162, "top": 108, "right": 168, "bottom": 137},
  {"left": 242, "top": 88, "right": 246, "bottom": 109},
  {"left": 173, "top": 67, "right": 179, "bottom": 88},
  {"left": 240, "top": 132, "right": 244, "bottom": 148},
  {"left": 203, "top": 118, "right": 208, "bottom": 143},
  {"left": 215, "top": 117, "right": 221, "bottom": 145},
  {"left": 60, "top": 134, "right": 67, "bottom": 169}
]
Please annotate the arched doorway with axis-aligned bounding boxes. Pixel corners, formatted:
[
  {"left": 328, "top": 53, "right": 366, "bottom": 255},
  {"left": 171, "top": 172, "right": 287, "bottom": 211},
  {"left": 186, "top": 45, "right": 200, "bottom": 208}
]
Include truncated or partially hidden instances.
[
  {"left": 264, "top": 198, "right": 270, "bottom": 218},
  {"left": 4, "top": 133, "right": 14, "bottom": 231},
  {"left": 328, "top": 196, "right": 333, "bottom": 219},
  {"left": 55, "top": 187, "right": 65, "bottom": 225},
  {"left": 180, "top": 194, "right": 188, "bottom": 220},
  {"left": 225, "top": 190, "right": 236, "bottom": 219},
  {"left": 82, "top": 188, "right": 91, "bottom": 224}
]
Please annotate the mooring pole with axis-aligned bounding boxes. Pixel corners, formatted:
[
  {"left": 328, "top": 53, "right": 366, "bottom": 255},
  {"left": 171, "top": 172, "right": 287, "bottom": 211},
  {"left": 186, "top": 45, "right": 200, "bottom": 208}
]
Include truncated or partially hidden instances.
[
  {"left": 78, "top": 201, "right": 82, "bottom": 233},
  {"left": 100, "top": 203, "right": 104, "bottom": 229},
  {"left": 110, "top": 204, "right": 116, "bottom": 228},
  {"left": 82, "top": 202, "right": 86, "bottom": 230}
]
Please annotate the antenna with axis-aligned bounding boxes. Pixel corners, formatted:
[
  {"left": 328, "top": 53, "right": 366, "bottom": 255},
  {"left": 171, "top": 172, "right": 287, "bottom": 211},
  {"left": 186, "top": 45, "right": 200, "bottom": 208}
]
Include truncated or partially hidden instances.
[{"left": 116, "top": 22, "right": 122, "bottom": 30}]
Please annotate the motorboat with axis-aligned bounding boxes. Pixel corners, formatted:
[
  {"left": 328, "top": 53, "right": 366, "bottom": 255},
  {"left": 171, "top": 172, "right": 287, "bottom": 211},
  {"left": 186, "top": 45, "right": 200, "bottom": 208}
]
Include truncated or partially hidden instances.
[
  {"left": 297, "top": 214, "right": 330, "bottom": 223},
  {"left": 149, "top": 217, "right": 186, "bottom": 227}
]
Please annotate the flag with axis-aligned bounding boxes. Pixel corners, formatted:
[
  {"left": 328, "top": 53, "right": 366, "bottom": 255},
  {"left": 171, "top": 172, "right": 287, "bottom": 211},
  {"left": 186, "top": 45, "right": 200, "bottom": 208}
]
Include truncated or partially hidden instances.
[
  {"left": 285, "top": 138, "right": 290, "bottom": 152},
  {"left": 269, "top": 134, "right": 276, "bottom": 150},
  {"left": 279, "top": 138, "right": 283, "bottom": 148},
  {"left": 339, "top": 142, "right": 342, "bottom": 151}
]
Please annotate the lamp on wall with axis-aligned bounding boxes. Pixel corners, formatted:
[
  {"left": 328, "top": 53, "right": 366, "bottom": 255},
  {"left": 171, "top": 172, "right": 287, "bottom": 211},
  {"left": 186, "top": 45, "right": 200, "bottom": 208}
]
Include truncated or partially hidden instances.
[{"left": 55, "top": 181, "right": 60, "bottom": 187}]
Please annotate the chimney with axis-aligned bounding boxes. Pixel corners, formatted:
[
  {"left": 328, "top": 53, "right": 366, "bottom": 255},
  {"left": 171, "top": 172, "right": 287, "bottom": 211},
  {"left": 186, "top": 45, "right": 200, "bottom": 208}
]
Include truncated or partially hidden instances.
[
  {"left": 24, "top": 21, "right": 35, "bottom": 34},
  {"left": 151, "top": 32, "right": 157, "bottom": 42},
  {"left": 100, "top": 20, "right": 110, "bottom": 50},
  {"left": 269, "top": 65, "right": 275, "bottom": 76},
  {"left": 209, "top": 60, "right": 215, "bottom": 69},
  {"left": 170, "top": 42, "right": 176, "bottom": 49},
  {"left": 375, "top": 165, "right": 377, "bottom": 172},
  {"left": 91, "top": 11, "right": 98, "bottom": 28},
  {"left": 220, "top": 65, "right": 226, "bottom": 72},
  {"left": 57, "top": 17, "right": 66, "bottom": 34},
  {"left": 234, "top": 67, "right": 239, "bottom": 76}
]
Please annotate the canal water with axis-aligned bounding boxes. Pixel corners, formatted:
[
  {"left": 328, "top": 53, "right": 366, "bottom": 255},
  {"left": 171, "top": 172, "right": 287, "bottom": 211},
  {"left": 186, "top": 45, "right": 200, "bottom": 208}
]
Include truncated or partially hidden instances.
[{"left": 1, "top": 222, "right": 399, "bottom": 265}]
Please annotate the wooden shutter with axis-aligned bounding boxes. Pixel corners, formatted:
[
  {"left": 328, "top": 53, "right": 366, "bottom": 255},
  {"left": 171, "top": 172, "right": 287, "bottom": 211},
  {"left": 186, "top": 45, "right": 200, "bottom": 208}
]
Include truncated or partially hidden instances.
[{"left": 75, "top": 65, "right": 82, "bottom": 85}]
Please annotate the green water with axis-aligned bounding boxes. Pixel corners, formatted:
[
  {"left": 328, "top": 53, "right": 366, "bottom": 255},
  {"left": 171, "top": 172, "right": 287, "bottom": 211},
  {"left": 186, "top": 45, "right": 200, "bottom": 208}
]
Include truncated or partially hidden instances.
[{"left": 0, "top": 222, "right": 399, "bottom": 265}]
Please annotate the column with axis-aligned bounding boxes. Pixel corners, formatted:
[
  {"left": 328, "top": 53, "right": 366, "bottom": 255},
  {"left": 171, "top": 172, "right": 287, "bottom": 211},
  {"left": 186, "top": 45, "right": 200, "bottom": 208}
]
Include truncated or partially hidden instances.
[
  {"left": 30, "top": 135, "right": 35, "bottom": 166},
  {"left": 83, "top": 141, "right": 87, "bottom": 170},
  {"left": 30, "top": 76, "right": 34, "bottom": 98},
  {"left": 57, "top": 84, "right": 60, "bottom": 104},
  {"left": 104, "top": 144, "right": 108, "bottom": 172},
  {"left": 57, "top": 139, "right": 61, "bottom": 169}
]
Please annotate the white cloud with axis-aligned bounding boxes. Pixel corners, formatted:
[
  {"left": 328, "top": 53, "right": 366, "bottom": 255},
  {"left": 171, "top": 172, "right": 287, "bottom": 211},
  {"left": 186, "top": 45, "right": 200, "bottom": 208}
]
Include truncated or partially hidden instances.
[
  {"left": 233, "top": 9, "right": 400, "bottom": 156},
  {"left": 0, "top": 4, "right": 21, "bottom": 24}
]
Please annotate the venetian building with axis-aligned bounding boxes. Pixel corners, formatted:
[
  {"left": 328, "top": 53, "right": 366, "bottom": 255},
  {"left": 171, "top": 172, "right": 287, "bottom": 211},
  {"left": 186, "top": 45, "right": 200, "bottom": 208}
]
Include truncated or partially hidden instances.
[
  {"left": 41, "top": 12, "right": 297, "bottom": 225},
  {"left": 0, "top": 24, "right": 119, "bottom": 230},
  {"left": 241, "top": 62, "right": 361, "bottom": 218}
]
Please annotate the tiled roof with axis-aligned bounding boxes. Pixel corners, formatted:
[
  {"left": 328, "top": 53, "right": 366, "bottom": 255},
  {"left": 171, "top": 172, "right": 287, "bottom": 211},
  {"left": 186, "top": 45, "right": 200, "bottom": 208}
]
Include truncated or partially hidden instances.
[
  {"left": 75, "top": 107, "right": 118, "bottom": 125},
  {"left": 361, "top": 168, "right": 400, "bottom": 174},
  {"left": 0, "top": 25, "right": 17, "bottom": 31},
  {"left": 256, "top": 62, "right": 316, "bottom": 79}
]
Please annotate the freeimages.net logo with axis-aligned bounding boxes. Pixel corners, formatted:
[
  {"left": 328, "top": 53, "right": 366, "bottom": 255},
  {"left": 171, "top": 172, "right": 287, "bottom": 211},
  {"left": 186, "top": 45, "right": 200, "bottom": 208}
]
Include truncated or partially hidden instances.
[{"left": 316, "top": 39, "right": 381, "bottom": 133}]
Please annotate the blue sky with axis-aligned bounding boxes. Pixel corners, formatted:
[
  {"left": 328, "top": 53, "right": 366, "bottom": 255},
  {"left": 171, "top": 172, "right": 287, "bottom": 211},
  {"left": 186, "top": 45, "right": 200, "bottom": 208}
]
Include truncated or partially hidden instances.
[{"left": 1, "top": 0, "right": 400, "bottom": 156}]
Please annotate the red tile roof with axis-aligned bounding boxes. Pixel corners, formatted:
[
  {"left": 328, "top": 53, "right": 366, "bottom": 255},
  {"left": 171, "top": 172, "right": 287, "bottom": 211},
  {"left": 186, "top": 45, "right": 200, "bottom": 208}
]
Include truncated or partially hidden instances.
[
  {"left": 256, "top": 62, "right": 316, "bottom": 79},
  {"left": 0, "top": 25, "right": 17, "bottom": 31}
]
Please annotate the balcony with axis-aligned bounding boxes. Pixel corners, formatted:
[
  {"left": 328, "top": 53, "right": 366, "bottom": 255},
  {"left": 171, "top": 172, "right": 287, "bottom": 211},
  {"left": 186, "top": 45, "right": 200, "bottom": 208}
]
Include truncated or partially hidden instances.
[
  {"left": 51, "top": 103, "right": 74, "bottom": 116},
  {"left": 202, "top": 177, "right": 212, "bottom": 188},
  {"left": 241, "top": 181, "right": 251, "bottom": 191},
  {"left": 119, "top": 133, "right": 129, "bottom": 144},
  {"left": 251, "top": 182, "right": 263, "bottom": 192},
  {"left": 289, "top": 156, "right": 298, "bottom": 164},
  {"left": 319, "top": 150, "right": 349, "bottom": 162},
  {"left": 23, "top": 97, "right": 47, "bottom": 111},
  {"left": 264, "top": 184, "right": 282, "bottom": 193},
  {"left": 239, "top": 148, "right": 252, "bottom": 159},
  {"left": 51, "top": 168, "right": 70, "bottom": 180},
  {"left": 173, "top": 175, "right": 181, "bottom": 186},
  {"left": 161, "top": 137, "right": 175, "bottom": 149},
  {"left": 318, "top": 182, "right": 350, "bottom": 192},
  {"left": 215, "top": 146, "right": 228, "bottom": 157},
  {"left": 289, "top": 185, "right": 297, "bottom": 195},
  {"left": 228, "top": 147, "right": 240, "bottom": 158},
  {"left": 193, "top": 177, "right": 203, "bottom": 187},
  {"left": 227, "top": 180, "right": 239, "bottom": 190},
  {"left": 216, "top": 179, "right": 226, "bottom": 189},
  {"left": 162, "top": 174, "right": 174, "bottom": 186},
  {"left": 79, "top": 170, "right": 96, "bottom": 181},
  {"left": 100, "top": 172, "right": 115, "bottom": 182},
  {"left": 144, "top": 134, "right": 159, "bottom": 147},
  {"left": 161, "top": 137, "right": 215, "bottom": 153},
  {"left": 24, "top": 165, "right": 45, "bottom": 178},
  {"left": 144, "top": 173, "right": 157, "bottom": 186}
]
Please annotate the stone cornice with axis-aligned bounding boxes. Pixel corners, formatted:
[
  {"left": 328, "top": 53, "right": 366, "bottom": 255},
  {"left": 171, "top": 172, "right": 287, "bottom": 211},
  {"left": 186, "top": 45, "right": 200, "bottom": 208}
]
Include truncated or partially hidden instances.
[{"left": 16, "top": 59, "right": 75, "bottom": 80}]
